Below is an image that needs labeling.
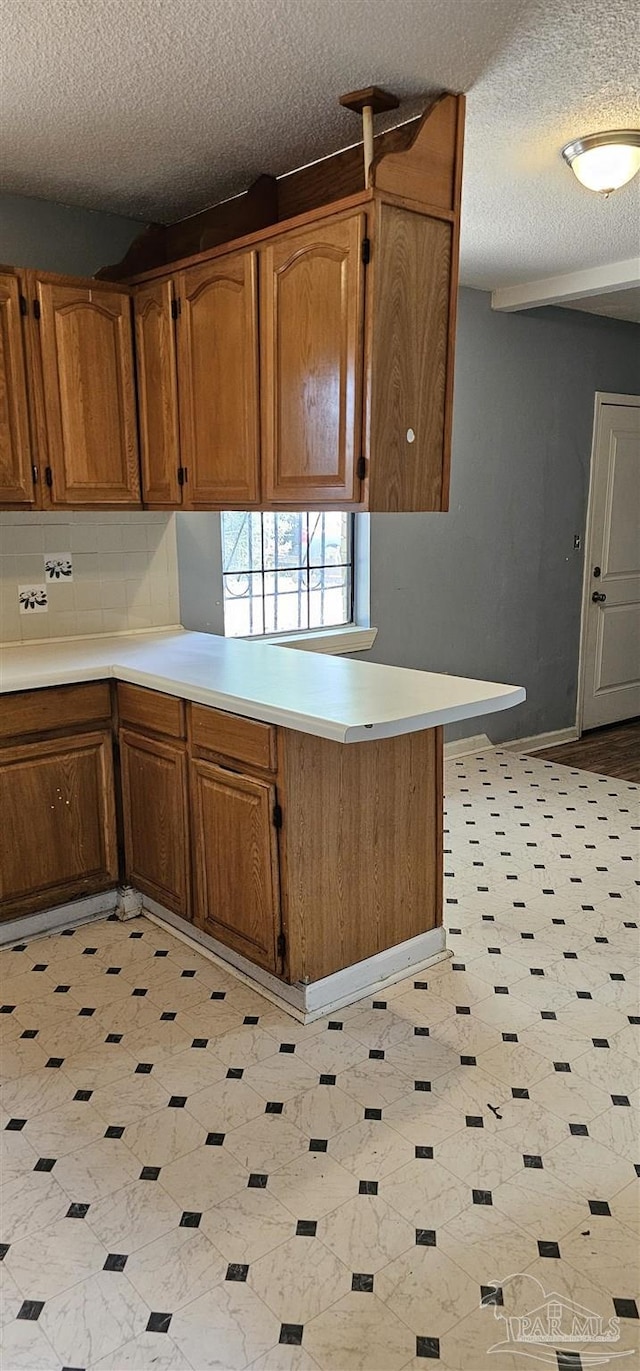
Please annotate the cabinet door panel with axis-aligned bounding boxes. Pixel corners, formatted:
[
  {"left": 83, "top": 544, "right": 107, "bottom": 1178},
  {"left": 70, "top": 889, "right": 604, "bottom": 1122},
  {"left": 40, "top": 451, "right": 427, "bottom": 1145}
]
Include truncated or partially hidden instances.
[
  {"left": 191, "top": 759, "right": 279, "bottom": 969},
  {"left": 369, "top": 205, "right": 452, "bottom": 511},
  {"left": 120, "top": 729, "right": 190, "bottom": 918},
  {"left": 0, "top": 730, "right": 117, "bottom": 920},
  {"left": 261, "top": 214, "right": 365, "bottom": 504},
  {"left": 134, "top": 280, "right": 181, "bottom": 505},
  {"left": 36, "top": 279, "right": 141, "bottom": 505},
  {"left": 178, "top": 251, "right": 260, "bottom": 506},
  {"left": 0, "top": 272, "right": 34, "bottom": 505}
]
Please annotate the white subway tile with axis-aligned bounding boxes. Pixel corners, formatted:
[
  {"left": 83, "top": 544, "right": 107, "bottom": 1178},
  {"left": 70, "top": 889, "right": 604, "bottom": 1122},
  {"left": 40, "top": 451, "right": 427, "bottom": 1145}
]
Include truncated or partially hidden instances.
[
  {"left": 1, "top": 512, "right": 178, "bottom": 644},
  {"left": 73, "top": 580, "right": 101, "bottom": 611}
]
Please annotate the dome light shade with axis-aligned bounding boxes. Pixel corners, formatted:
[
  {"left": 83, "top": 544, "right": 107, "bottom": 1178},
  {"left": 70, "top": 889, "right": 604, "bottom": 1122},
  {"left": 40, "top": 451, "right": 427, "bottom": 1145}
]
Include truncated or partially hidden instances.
[{"left": 562, "top": 130, "right": 640, "bottom": 194}]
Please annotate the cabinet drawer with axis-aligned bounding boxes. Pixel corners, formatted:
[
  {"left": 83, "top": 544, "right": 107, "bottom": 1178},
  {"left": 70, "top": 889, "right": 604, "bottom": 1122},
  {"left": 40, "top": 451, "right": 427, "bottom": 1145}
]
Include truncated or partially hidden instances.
[
  {"left": 190, "top": 704, "right": 276, "bottom": 772},
  {"left": 117, "top": 683, "right": 186, "bottom": 739},
  {"left": 0, "top": 682, "right": 112, "bottom": 741}
]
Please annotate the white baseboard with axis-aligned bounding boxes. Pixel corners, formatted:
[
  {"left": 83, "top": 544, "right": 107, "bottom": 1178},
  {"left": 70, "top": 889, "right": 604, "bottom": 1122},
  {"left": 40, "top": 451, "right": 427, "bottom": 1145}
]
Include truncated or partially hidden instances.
[
  {"left": 0, "top": 889, "right": 119, "bottom": 947},
  {"left": 142, "top": 897, "right": 449, "bottom": 1022},
  {"left": 444, "top": 733, "right": 493, "bottom": 759},
  {"left": 505, "top": 726, "right": 580, "bottom": 753},
  {"left": 303, "top": 927, "right": 448, "bottom": 1018},
  {"left": 142, "top": 898, "right": 310, "bottom": 1019},
  {"left": 0, "top": 882, "right": 449, "bottom": 1020},
  {"left": 444, "top": 725, "right": 580, "bottom": 762}
]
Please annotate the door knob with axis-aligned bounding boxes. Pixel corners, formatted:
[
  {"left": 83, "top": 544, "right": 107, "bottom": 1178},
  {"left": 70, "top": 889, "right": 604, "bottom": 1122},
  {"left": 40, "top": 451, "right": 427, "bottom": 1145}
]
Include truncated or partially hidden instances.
[{"left": 592, "top": 591, "right": 606, "bottom": 603}]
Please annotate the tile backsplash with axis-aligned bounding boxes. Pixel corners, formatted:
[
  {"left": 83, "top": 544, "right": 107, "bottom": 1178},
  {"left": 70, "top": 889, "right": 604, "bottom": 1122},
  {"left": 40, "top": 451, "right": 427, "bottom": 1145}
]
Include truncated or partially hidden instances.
[{"left": 0, "top": 512, "right": 180, "bottom": 643}]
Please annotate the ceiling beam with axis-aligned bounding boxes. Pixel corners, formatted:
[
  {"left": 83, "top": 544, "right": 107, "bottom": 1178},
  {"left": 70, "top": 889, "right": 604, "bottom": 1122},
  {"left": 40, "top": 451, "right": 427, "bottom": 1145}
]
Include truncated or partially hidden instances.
[{"left": 491, "top": 257, "right": 640, "bottom": 312}]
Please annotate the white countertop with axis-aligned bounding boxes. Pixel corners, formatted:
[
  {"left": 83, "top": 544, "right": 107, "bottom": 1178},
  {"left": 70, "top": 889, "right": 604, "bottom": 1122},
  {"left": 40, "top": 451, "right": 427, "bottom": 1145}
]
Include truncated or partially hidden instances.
[{"left": 0, "top": 629, "right": 525, "bottom": 743}]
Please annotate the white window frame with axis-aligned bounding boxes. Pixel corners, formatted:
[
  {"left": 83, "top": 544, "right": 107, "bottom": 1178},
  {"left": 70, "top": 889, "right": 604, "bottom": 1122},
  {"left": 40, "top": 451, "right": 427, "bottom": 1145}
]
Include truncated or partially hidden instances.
[{"left": 220, "top": 512, "right": 375, "bottom": 655}]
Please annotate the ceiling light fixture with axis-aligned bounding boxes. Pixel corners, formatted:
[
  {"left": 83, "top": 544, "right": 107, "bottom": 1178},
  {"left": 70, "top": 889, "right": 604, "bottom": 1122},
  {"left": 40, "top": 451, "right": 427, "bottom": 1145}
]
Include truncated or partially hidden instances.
[{"left": 562, "top": 129, "right": 640, "bottom": 195}]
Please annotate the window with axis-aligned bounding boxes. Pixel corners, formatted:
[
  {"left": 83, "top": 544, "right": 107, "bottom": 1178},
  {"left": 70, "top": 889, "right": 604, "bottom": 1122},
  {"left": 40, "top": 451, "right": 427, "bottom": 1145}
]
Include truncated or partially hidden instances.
[{"left": 221, "top": 511, "right": 354, "bottom": 638}]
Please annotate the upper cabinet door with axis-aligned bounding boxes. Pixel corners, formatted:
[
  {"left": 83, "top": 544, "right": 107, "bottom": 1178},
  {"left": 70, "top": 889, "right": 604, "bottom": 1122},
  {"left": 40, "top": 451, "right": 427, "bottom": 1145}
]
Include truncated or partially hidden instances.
[
  {"left": 134, "top": 279, "right": 181, "bottom": 506},
  {"left": 0, "top": 272, "right": 35, "bottom": 505},
  {"left": 36, "top": 279, "right": 141, "bottom": 505},
  {"left": 177, "top": 251, "right": 260, "bottom": 507},
  {"left": 261, "top": 213, "right": 365, "bottom": 505}
]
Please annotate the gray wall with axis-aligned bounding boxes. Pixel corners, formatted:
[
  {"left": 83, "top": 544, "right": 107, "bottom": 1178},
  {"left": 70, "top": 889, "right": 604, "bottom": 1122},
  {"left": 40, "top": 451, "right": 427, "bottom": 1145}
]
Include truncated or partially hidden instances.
[
  {"left": 177, "top": 514, "right": 226, "bottom": 637},
  {"left": 0, "top": 192, "right": 144, "bottom": 276},
  {"left": 365, "top": 288, "right": 639, "bottom": 741}
]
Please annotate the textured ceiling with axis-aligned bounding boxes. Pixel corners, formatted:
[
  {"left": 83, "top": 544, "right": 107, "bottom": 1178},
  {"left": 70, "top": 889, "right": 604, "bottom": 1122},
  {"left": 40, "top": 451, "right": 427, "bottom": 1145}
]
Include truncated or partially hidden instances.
[{"left": 1, "top": 0, "right": 638, "bottom": 290}]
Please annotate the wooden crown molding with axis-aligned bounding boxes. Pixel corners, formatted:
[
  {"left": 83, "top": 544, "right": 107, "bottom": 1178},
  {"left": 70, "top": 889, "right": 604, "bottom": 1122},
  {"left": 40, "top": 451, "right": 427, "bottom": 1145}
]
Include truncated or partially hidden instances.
[{"left": 97, "top": 92, "right": 464, "bottom": 282}]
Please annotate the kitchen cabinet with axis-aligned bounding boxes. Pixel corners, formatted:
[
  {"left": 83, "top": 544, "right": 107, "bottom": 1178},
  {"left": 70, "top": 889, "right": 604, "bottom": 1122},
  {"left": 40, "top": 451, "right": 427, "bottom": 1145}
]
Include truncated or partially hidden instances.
[
  {"left": 0, "top": 271, "right": 35, "bottom": 506},
  {"left": 130, "top": 200, "right": 454, "bottom": 513},
  {"left": 134, "top": 279, "right": 181, "bottom": 506},
  {"left": 124, "top": 92, "right": 464, "bottom": 513},
  {"left": 34, "top": 275, "right": 140, "bottom": 506},
  {"left": 134, "top": 253, "right": 261, "bottom": 509},
  {"left": 120, "top": 729, "right": 191, "bottom": 918},
  {"left": 0, "top": 93, "right": 463, "bottom": 513},
  {"left": 0, "top": 729, "right": 117, "bottom": 922},
  {"left": 0, "top": 679, "right": 442, "bottom": 994},
  {"left": 117, "top": 680, "right": 190, "bottom": 918},
  {"left": 190, "top": 758, "right": 281, "bottom": 971},
  {"left": 177, "top": 251, "right": 261, "bottom": 507},
  {"left": 276, "top": 724, "right": 440, "bottom": 983},
  {"left": 260, "top": 214, "right": 364, "bottom": 505},
  {"left": 0, "top": 270, "right": 141, "bottom": 510},
  {"left": 130, "top": 200, "right": 453, "bottom": 512}
]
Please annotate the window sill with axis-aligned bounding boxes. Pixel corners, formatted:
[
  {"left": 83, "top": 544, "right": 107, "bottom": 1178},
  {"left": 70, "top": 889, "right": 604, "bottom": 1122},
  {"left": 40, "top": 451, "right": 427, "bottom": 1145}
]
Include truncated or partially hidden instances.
[{"left": 254, "top": 625, "right": 378, "bottom": 655}]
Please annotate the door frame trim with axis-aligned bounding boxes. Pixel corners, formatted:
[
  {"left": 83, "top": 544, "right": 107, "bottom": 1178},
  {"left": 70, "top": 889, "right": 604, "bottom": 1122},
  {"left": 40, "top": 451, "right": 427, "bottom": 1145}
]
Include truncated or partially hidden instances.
[{"left": 576, "top": 390, "right": 640, "bottom": 735}]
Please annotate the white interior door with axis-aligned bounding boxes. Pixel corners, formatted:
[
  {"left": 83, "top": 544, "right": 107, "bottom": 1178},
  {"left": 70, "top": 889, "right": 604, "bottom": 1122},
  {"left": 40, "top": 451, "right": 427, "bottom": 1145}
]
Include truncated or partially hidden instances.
[{"left": 580, "top": 395, "right": 640, "bottom": 731}]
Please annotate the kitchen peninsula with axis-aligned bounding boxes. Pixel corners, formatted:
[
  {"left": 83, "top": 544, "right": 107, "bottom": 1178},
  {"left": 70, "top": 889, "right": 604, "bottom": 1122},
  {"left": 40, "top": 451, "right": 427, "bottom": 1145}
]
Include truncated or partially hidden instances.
[{"left": 0, "top": 629, "right": 524, "bottom": 1016}]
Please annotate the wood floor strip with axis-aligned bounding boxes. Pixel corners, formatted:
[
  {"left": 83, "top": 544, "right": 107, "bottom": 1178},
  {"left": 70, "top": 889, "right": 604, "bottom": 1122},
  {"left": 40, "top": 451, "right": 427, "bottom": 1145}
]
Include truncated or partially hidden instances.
[{"left": 530, "top": 718, "right": 640, "bottom": 784}]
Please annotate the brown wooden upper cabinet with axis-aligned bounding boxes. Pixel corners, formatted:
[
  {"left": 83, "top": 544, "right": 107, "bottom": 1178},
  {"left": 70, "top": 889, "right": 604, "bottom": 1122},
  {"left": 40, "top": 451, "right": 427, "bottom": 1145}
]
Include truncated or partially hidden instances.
[
  {"left": 125, "top": 91, "right": 465, "bottom": 513},
  {"left": 0, "top": 91, "right": 465, "bottom": 513},
  {"left": 0, "top": 271, "right": 35, "bottom": 505},
  {"left": 35, "top": 275, "right": 141, "bottom": 506},
  {"left": 134, "top": 279, "right": 181, "bottom": 506},
  {"left": 260, "top": 214, "right": 364, "bottom": 505},
  {"left": 135, "top": 253, "right": 261, "bottom": 509},
  {"left": 177, "top": 251, "right": 260, "bottom": 507},
  {"left": 0, "top": 268, "right": 141, "bottom": 509}
]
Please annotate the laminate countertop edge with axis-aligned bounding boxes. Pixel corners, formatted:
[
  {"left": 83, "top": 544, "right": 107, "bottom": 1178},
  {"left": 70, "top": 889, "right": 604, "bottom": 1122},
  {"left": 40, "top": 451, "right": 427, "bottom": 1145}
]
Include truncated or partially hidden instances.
[{"left": 0, "top": 628, "right": 526, "bottom": 743}]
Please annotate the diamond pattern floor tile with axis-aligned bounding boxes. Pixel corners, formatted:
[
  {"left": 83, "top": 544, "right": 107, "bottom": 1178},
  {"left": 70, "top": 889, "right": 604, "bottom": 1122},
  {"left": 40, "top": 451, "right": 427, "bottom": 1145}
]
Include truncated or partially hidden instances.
[{"left": 1, "top": 747, "right": 637, "bottom": 1371}]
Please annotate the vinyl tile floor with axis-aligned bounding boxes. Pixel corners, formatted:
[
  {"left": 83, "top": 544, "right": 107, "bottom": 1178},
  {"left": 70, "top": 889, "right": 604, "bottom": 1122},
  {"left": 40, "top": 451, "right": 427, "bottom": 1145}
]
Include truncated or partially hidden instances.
[{"left": 0, "top": 749, "right": 638, "bottom": 1371}]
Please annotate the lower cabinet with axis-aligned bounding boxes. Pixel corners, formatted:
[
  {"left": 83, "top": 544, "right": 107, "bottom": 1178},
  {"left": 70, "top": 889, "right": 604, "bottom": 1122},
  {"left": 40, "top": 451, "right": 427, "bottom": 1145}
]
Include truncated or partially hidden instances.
[
  {"left": 0, "top": 729, "right": 118, "bottom": 920},
  {"left": 190, "top": 758, "right": 281, "bottom": 972},
  {"left": 1, "top": 683, "right": 441, "bottom": 993},
  {"left": 119, "top": 728, "right": 191, "bottom": 918}
]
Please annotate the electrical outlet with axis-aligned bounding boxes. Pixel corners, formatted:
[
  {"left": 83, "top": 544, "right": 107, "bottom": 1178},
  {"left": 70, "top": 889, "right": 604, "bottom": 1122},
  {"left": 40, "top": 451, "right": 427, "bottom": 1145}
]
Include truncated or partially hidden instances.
[{"left": 573, "top": 534, "right": 581, "bottom": 550}]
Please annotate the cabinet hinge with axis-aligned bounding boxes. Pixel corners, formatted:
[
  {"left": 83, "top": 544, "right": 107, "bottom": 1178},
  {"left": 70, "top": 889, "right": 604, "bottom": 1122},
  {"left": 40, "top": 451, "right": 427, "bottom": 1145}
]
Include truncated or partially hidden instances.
[
  {"left": 272, "top": 802, "right": 283, "bottom": 830},
  {"left": 356, "top": 456, "right": 366, "bottom": 481},
  {"left": 33, "top": 299, "right": 41, "bottom": 320},
  {"left": 276, "top": 932, "right": 286, "bottom": 960},
  {"left": 171, "top": 297, "right": 181, "bottom": 320},
  {"left": 31, "top": 464, "right": 39, "bottom": 484},
  {"left": 19, "top": 294, "right": 28, "bottom": 317},
  {"left": 361, "top": 237, "right": 371, "bottom": 265},
  {"left": 44, "top": 466, "right": 53, "bottom": 488}
]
